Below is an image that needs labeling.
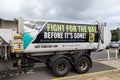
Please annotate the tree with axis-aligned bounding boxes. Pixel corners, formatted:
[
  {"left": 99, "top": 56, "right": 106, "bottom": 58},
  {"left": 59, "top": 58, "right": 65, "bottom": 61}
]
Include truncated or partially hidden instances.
[
  {"left": 117, "top": 28, "right": 120, "bottom": 40},
  {"left": 111, "top": 28, "right": 119, "bottom": 41}
]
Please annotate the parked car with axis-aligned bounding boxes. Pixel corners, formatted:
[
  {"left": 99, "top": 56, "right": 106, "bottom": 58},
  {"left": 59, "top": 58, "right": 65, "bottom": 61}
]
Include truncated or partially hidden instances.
[
  {"left": 117, "top": 40, "right": 120, "bottom": 46},
  {"left": 109, "top": 42, "right": 119, "bottom": 48}
]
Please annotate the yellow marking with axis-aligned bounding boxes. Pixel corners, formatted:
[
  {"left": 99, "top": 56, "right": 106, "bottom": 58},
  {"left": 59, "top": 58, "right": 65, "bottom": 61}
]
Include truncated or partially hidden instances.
[
  {"left": 52, "top": 60, "right": 120, "bottom": 80},
  {"left": 14, "top": 42, "right": 23, "bottom": 44},
  {"left": 51, "top": 69, "right": 119, "bottom": 80},
  {"left": 13, "top": 48, "right": 22, "bottom": 52},
  {"left": 14, "top": 35, "right": 23, "bottom": 39}
]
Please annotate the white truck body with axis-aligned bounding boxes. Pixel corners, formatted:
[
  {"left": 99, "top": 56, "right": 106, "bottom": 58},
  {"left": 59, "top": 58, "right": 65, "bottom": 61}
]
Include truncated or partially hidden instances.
[
  {"left": 0, "top": 18, "right": 111, "bottom": 54},
  {"left": 0, "top": 18, "right": 111, "bottom": 53},
  {"left": 22, "top": 19, "right": 111, "bottom": 53},
  {"left": 0, "top": 18, "right": 112, "bottom": 77}
]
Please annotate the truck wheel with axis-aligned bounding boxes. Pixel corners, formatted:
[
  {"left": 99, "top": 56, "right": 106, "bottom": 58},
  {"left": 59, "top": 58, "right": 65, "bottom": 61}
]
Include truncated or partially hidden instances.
[
  {"left": 52, "top": 58, "right": 71, "bottom": 77},
  {"left": 74, "top": 56, "right": 90, "bottom": 74}
]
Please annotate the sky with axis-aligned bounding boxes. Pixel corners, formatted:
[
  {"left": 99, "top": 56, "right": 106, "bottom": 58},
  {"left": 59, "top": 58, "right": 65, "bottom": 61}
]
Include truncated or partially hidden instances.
[{"left": 0, "top": 0, "right": 120, "bottom": 29}]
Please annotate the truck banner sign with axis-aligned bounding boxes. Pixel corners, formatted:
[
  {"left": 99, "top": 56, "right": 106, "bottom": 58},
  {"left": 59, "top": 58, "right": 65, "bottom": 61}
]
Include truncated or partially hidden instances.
[{"left": 23, "top": 20, "right": 99, "bottom": 50}]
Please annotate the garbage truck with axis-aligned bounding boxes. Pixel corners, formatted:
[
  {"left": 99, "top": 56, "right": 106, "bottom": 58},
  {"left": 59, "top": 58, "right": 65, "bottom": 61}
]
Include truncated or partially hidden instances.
[{"left": 0, "top": 17, "right": 111, "bottom": 76}]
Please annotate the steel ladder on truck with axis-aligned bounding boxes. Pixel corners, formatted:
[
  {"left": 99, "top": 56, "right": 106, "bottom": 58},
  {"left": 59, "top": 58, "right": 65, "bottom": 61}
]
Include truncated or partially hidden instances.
[{"left": 13, "top": 35, "right": 23, "bottom": 53}]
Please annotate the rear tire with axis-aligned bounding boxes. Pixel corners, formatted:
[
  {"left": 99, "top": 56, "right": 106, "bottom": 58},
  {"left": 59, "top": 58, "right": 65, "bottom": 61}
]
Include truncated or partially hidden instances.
[
  {"left": 74, "top": 56, "right": 90, "bottom": 74},
  {"left": 52, "top": 58, "right": 71, "bottom": 77}
]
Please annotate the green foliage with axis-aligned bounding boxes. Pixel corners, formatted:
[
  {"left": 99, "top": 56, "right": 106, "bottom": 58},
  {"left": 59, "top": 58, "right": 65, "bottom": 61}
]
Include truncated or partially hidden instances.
[{"left": 111, "top": 28, "right": 120, "bottom": 41}]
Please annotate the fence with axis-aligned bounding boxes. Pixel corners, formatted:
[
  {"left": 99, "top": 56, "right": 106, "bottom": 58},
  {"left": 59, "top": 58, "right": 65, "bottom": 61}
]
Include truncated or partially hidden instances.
[{"left": 91, "top": 48, "right": 119, "bottom": 60}]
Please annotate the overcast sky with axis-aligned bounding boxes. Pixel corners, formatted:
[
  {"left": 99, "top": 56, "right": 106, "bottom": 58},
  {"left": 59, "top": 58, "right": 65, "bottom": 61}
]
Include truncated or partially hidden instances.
[{"left": 0, "top": 0, "right": 120, "bottom": 29}]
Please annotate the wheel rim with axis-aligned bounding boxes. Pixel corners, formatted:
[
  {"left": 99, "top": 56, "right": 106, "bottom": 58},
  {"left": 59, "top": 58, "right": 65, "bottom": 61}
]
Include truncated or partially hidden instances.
[
  {"left": 57, "top": 63, "right": 66, "bottom": 73},
  {"left": 79, "top": 60, "right": 88, "bottom": 71}
]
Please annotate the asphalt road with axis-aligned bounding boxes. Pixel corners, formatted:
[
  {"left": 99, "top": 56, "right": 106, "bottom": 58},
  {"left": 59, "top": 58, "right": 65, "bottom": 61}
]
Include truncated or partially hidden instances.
[
  {"left": 0, "top": 62, "right": 115, "bottom": 80},
  {"left": 0, "top": 50, "right": 118, "bottom": 80}
]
